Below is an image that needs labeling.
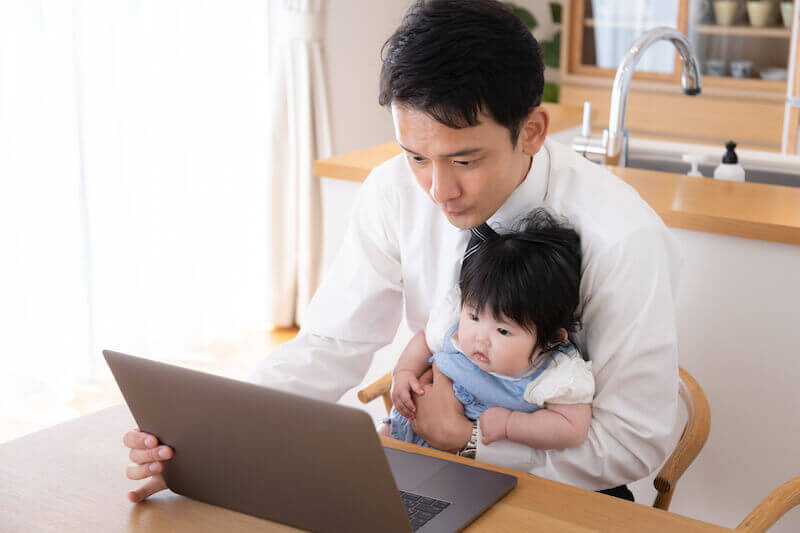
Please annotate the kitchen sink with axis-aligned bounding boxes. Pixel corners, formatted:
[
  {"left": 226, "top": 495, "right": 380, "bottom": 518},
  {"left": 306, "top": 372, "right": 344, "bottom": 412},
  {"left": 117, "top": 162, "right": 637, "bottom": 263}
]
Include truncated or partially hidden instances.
[
  {"left": 626, "top": 154, "right": 800, "bottom": 189},
  {"left": 552, "top": 128, "right": 800, "bottom": 189}
]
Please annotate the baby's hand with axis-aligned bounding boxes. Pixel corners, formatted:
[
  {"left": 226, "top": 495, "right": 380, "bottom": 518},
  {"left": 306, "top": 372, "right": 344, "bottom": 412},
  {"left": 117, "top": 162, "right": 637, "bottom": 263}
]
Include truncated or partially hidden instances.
[
  {"left": 391, "top": 369, "right": 425, "bottom": 420},
  {"left": 479, "top": 407, "right": 511, "bottom": 445}
]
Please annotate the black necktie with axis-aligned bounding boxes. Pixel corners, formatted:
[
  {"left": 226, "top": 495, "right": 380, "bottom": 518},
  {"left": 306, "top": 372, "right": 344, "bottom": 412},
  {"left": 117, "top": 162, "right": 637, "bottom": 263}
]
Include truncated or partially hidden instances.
[{"left": 462, "top": 222, "right": 496, "bottom": 271}]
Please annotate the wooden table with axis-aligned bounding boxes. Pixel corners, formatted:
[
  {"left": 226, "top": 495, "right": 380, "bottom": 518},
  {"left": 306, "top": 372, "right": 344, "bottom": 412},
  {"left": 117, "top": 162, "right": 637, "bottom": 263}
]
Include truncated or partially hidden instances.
[{"left": 0, "top": 405, "right": 731, "bottom": 532}]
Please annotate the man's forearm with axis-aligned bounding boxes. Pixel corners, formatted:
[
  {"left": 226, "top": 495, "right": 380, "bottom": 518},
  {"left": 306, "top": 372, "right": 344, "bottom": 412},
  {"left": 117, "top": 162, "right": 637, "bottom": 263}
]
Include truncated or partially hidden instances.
[{"left": 249, "top": 332, "right": 388, "bottom": 402}]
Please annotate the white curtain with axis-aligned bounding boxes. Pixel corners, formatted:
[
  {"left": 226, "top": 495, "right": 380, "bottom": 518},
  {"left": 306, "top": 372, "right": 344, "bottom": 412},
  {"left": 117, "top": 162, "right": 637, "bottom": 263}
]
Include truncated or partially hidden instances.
[
  {"left": 268, "top": 0, "right": 332, "bottom": 327},
  {"left": 590, "top": 0, "right": 679, "bottom": 73},
  {"left": 0, "top": 0, "right": 274, "bottom": 415}
]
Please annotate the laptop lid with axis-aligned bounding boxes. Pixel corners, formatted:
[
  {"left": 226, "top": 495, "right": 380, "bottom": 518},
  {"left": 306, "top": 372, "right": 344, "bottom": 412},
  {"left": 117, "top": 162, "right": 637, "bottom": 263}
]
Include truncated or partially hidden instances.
[{"left": 104, "top": 349, "right": 412, "bottom": 533}]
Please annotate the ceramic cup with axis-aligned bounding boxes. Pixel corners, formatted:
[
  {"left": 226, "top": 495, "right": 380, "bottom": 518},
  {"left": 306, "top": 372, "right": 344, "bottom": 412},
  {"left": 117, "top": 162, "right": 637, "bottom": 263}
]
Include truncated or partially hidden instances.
[
  {"left": 730, "top": 60, "right": 754, "bottom": 78},
  {"left": 747, "top": 1, "right": 773, "bottom": 27},
  {"left": 781, "top": 2, "right": 794, "bottom": 28},
  {"left": 706, "top": 58, "right": 727, "bottom": 76},
  {"left": 760, "top": 67, "right": 787, "bottom": 81},
  {"left": 713, "top": 0, "right": 740, "bottom": 25}
]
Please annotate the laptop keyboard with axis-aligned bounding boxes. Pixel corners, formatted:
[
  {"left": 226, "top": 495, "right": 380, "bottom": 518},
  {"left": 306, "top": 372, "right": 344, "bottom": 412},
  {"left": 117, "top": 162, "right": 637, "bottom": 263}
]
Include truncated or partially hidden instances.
[{"left": 399, "top": 490, "right": 451, "bottom": 531}]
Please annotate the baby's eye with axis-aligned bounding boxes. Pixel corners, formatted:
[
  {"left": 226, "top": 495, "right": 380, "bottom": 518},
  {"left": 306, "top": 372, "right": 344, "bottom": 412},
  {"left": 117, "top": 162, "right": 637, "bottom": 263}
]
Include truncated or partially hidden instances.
[
  {"left": 469, "top": 313, "right": 479, "bottom": 321},
  {"left": 497, "top": 328, "right": 510, "bottom": 336}
]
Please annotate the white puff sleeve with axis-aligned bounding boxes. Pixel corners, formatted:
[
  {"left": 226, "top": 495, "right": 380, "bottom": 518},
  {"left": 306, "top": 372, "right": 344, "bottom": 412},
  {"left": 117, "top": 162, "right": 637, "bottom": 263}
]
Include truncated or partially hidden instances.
[
  {"left": 424, "top": 284, "right": 461, "bottom": 354},
  {"left": 523, "top": 351, "right": 595, "bottom": 406}
]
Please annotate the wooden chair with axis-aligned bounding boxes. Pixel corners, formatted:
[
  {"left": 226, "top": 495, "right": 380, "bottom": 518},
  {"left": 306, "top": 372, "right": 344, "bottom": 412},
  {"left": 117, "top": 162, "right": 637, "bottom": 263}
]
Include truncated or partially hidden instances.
[
  {"left": 653, "top": 366, "right": 711, "bottom": 510},
  {"left": 358, "top": 365, "right": 710, "bottom": 512},
  {"left": 735, "top": 476, "right": 800, "bottom": 532}
]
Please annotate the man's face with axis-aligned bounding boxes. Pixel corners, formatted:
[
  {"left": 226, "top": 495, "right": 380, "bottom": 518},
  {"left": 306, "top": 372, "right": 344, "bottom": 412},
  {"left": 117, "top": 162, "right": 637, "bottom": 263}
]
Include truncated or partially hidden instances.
[{"left": 392, "top": 103, "right": 533, "bottom": 229}]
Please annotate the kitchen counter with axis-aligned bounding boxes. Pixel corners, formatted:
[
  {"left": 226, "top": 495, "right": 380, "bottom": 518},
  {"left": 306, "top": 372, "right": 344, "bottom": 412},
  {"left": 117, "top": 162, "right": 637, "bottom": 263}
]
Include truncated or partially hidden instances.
[{"left": 315, "top": 134, "right": 800, "bottom": 247}]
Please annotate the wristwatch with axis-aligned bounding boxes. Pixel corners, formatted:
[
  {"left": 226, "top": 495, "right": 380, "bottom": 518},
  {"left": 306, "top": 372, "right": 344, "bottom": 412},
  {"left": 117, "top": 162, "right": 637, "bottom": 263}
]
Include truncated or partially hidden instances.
[{"left": 457, "top": 421, "right": 479, "bottom": 459}]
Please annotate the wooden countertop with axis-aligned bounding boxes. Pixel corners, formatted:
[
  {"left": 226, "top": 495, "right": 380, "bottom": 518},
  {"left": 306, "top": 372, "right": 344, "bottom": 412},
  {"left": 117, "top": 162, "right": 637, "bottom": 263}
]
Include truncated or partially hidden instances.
[
  {"left": 315, "top": 133, "right": 800, "bottom": 247},
  {"left": 0, "top": 405, "right": 732, "bottom": 532}
]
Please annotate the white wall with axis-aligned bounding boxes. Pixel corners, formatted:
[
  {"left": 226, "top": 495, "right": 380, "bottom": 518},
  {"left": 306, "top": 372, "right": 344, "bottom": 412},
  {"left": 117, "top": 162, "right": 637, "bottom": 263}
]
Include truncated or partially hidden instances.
[{"left": 317, "top": 2, "right": 799, "bottom": 531}]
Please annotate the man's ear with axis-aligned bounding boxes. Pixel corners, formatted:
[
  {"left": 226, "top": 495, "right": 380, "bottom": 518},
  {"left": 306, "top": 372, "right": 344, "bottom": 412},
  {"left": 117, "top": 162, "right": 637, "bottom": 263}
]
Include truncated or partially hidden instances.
[{"left": 518, "top": 106, "right": 549, "bottom": 157}]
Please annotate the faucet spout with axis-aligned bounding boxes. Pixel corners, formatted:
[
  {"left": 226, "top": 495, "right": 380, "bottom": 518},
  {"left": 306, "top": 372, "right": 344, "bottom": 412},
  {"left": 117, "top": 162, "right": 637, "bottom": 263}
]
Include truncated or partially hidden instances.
[{"left": 605, "top": 27, "right": 702, "bottom": 167}]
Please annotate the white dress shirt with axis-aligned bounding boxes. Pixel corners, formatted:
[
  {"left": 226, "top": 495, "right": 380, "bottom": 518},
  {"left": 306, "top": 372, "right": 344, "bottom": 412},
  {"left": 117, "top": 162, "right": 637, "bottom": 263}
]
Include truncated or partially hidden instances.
[{"left": 251, "top": 138, "right": 682, "bottom": 490}]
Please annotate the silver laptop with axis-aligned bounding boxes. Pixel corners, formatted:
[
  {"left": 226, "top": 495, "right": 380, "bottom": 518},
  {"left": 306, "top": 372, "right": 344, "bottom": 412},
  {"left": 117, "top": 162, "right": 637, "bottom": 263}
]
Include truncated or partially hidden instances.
[{"left": 104, "top": 350, "right": 517, "bottom": 533}]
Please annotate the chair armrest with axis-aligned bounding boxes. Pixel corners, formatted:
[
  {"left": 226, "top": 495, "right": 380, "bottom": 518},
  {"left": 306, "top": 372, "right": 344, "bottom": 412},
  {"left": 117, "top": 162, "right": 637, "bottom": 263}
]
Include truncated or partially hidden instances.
[
  {"left": 736, "top": 476, "right": 800, "bottom": 533},
  {"left": 358, "top": 371, "right": 393, "bottom": 415},
  {"left": 653, "top": 366, "right": 711, "bottom": 510}
]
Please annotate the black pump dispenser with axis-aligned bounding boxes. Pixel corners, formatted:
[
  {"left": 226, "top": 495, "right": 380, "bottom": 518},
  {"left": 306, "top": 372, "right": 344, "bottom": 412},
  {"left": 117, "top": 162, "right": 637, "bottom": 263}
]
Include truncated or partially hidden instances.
[{"left": 722, "top": 141, "right": 738, "bottom": 164}]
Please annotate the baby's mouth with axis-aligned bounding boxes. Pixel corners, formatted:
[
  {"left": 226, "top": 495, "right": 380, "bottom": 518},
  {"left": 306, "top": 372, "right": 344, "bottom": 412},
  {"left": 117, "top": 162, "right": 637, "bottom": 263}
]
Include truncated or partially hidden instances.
[{"left": 471, "top": 351, "right": 490, "bottom": 364}]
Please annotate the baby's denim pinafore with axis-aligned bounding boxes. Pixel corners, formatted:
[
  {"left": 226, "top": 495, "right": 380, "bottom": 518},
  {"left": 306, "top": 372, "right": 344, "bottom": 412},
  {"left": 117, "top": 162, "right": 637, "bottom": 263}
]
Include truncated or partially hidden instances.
[{"left": 389, "top": 323, "right": 571, "bottom": 448}]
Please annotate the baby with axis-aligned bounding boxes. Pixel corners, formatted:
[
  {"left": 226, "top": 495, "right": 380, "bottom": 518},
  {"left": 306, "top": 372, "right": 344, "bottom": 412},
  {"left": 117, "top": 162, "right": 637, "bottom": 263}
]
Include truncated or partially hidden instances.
[{"left": 378, "top": 209, "right": 594, "bottom": 451}]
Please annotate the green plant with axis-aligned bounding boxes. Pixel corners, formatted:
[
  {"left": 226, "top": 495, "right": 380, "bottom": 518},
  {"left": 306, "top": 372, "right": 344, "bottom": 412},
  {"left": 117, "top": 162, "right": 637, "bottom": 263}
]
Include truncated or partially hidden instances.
[{"left": 506, "top": 2, "right": 562, "bottom": 102}]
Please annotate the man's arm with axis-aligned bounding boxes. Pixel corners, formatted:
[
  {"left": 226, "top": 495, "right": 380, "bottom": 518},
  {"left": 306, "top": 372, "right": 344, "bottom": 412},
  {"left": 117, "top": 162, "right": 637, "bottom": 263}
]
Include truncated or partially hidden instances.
[
  {"left": 475, "top": 225, "right": 682, "bottom": 490},
  {"left": 123, "top": 170, "right": 406, "bottom": 501},
  {"left": 250, "top": 173, "right": 405, "bottom": 399}
]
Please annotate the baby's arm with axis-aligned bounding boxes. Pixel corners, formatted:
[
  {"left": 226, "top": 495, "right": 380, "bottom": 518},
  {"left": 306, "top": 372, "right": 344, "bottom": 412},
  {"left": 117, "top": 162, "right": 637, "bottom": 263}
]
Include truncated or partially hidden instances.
[
  {"left": 479, "top": 403, "right": 591, "bottom": 449},
  {"left": 391, "top": 330, "right": 433, "bottom": 419}
]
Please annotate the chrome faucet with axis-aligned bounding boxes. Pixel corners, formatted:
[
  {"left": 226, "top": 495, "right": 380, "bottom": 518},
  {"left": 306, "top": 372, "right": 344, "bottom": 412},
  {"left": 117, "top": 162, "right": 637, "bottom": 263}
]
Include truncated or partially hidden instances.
[{"left": 572, "top": 26, "right": 702, "bottom": 167}]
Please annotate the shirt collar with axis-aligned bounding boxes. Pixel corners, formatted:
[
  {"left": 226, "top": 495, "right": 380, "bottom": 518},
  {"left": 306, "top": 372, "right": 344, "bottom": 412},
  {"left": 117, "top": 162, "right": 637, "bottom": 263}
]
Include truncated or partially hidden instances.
[{"left": 485, "top": 141, "right": 550, "bottom": 233}]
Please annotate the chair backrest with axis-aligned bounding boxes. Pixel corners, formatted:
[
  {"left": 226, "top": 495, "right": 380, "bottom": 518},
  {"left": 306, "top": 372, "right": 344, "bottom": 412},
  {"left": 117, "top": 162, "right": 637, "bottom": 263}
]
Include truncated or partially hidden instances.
[
  {"left": 652, "top": 366, "right": 711, "bottom": 511},
  {"left": 358, "top": 365, "right": 711, "bottom": 512}
]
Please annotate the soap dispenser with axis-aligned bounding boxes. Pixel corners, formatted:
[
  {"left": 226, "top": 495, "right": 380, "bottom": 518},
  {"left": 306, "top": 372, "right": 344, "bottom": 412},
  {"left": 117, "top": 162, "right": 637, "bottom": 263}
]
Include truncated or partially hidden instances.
[
  {"left": 713, "top": 141, "right": 745, "bottom": 182},
  {"left": 681, "top": 153, "right": 705, "bottom": 177}
]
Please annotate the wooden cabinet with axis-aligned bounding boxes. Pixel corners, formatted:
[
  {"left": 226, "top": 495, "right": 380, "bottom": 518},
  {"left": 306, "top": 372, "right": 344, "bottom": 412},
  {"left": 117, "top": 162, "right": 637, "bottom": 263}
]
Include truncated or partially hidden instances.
[{"left": 560, "top": 0, "right": 800, "bottom": 153}]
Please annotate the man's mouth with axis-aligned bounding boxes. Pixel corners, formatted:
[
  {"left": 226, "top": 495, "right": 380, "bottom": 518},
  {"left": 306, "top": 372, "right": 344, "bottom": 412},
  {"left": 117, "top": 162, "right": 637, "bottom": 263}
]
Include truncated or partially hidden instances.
[{"left": 445, "top": 206, "right": 469, "bottom": 217}]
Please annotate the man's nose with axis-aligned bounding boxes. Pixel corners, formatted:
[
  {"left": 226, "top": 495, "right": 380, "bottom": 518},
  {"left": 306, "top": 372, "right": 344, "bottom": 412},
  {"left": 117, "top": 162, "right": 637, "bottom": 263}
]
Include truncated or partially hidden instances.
[{"left": 430, "top": 164, "right": 459, "bottom": 204}]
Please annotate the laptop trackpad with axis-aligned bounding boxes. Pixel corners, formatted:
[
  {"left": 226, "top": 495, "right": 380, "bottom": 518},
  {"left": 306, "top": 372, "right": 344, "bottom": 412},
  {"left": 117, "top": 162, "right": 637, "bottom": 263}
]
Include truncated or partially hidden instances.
[{"left": 384, "top": 447, "right": 448, "bottom": 490}]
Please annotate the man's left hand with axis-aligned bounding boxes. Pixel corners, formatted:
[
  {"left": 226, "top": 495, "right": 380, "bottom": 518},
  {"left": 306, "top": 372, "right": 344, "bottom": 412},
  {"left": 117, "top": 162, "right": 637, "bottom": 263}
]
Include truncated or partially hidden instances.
[{"left": 410, "top": 363, "right": 473, "bottom": 452}]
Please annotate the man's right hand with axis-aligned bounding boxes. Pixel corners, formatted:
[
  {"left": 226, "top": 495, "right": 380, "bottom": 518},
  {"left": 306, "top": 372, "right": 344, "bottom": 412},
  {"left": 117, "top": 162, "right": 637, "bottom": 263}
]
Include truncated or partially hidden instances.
[{"left": 123, "top": 428, "right": 173, "bottom": 502}]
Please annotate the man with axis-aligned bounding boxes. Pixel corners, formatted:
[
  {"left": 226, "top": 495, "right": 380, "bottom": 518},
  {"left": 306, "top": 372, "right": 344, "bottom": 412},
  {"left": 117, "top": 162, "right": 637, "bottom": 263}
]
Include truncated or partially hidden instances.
[{"left": 123, "top": 0, "right": 681, "bottom": 503}]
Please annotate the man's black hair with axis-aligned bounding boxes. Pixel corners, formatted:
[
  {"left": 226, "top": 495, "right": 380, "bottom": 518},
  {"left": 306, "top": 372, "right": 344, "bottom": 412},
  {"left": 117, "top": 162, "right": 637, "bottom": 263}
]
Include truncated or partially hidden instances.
[
  {"left": 379, "top": 0, "right": 545, "bottom": 146},
  {"left": 459, "top": 209, "right": 582, "bottom": 350}
]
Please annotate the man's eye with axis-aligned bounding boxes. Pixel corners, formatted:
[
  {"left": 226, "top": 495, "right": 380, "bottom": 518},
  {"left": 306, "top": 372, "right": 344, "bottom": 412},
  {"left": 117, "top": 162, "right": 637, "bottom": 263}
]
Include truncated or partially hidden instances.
[
  {"left": 497, "top": 328, "right": 510, "bottom": 336},
  {"left": 454, "top": 160, "right": 473, "bottom": 167},
  {"left": 407, "top": 154, "right": 426, "bottom": 165}
]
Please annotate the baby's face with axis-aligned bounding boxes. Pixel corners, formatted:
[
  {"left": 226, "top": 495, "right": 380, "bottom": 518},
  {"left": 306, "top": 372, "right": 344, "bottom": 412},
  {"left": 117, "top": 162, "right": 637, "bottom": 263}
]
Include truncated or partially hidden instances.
[{"left": 457, "top": 303, "right": 540, "bottom": 375}]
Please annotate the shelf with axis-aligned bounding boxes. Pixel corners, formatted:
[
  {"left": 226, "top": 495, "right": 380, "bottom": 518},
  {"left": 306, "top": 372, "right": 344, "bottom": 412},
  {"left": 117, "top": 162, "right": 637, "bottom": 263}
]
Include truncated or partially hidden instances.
[
  {"left": 584, "top": 19, "right": 792, "bottom": 39},
  {"left": 693, "top": 24, "right": 791, "bottom": 39},
  {"left": 702, "top": 75, "right": 786, "bottom": 91},
  {"left": 584, "top": 18, "right": 676, "bottom": 31}
]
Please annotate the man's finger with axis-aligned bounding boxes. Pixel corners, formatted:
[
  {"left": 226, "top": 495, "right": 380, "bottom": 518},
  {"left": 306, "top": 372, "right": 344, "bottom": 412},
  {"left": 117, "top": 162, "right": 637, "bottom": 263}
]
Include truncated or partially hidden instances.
[
  {"left": 418, "top": 368, "right": 434, "bottom": 386},
  {"left": 431, "top": 362, "right": 447, "bottom": 380},
  {"left": 129, "top": 446, "right": 173, "bottom": 465},
  {"left": 409, "top": 376, "right": 424, "bottom": 395},
  {"left": 123, "top": 430, "right": 159, "bottom": 450},
  {"left": 127, "top": 475, "right": 167, "bottom": 503},
  {"left": 403, "top": 398, "right": 416, "bottom": 417},
  {"left": 125, "top": 461, "right": 162, "bottom": 480}
]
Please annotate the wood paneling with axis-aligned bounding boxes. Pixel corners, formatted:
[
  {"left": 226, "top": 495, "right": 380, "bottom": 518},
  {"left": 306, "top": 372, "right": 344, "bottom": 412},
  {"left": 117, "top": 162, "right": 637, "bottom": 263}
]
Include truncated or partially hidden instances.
[{"left": 560, "top": 84, "right": 785, "bottom": 150}]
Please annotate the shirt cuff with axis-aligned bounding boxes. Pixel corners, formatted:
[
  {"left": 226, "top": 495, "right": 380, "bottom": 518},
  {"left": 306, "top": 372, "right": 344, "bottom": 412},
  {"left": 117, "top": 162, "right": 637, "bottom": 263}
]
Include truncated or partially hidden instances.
[{"left": 475, "top": 421, "right": 535, "bottom": 472}]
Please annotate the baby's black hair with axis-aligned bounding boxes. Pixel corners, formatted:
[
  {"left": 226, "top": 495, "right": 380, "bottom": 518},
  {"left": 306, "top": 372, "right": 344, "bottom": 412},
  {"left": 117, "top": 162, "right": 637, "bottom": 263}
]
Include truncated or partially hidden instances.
[{"left": 459, "top": 208, "right": 583, "bottom": 349}]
